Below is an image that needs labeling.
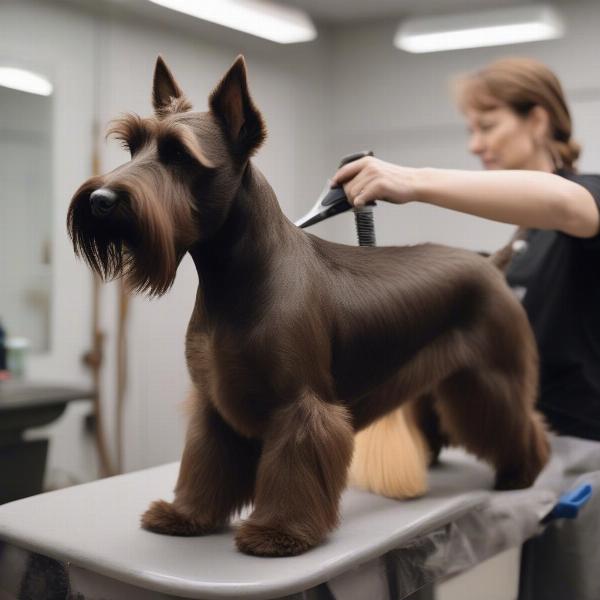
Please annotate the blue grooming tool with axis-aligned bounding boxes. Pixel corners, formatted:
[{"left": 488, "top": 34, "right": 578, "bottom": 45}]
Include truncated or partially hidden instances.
[{"left": 542, "top": 483, "right": 593, "bottom": 523}]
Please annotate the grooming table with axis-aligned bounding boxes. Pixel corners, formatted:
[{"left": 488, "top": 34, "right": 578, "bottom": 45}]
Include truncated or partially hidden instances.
[{"left": 0, "top": 437, "right": 594, "bottom": 600}]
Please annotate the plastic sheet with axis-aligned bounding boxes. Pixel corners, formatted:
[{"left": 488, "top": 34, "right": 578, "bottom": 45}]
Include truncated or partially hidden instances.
[{"left": 326, "top": 486, "right": 555, "bottom": 600}]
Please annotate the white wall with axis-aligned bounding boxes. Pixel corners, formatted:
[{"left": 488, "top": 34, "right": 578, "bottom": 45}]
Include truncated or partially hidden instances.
[
  {"left": 3, "top": 0, "right": 600, "bottom": 484},
  {"left": 308, "top": 0, "right": 600, "bottom": 250}
]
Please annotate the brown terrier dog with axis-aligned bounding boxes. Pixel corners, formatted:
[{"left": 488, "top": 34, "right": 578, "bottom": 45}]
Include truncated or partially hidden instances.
[{"left": 67, "top": 55, "right": 550, "bottom": 557}]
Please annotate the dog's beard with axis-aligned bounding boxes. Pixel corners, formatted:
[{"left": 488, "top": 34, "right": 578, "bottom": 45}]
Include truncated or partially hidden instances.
[{"left": 67, "top": 179, "right": 178, "bottom": 297}]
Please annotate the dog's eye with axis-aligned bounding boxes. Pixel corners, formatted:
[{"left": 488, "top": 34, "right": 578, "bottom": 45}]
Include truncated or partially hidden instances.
[
  {"left": 172, "top": 148, "right": 187, "bottom": 161},
  {"left": 159, "top": 139, "right": 192, "bottom": 165}
]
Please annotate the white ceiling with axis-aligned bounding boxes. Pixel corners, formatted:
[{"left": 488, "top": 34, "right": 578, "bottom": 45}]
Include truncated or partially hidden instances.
[
  {"left": 55, "top": 0, "right": 576, "bottom": 44},
  {"left": 63, "top": 0, "right": 567, "bottom": 26},
  {"left": 277, "top": 0, "right": 527, "bottom": 23}
]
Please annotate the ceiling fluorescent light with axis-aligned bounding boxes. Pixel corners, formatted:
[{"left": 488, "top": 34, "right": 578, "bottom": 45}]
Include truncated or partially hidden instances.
[
  {"left": 148, "top": 0, "right": 317, "bottom": 44},
  {"left": 0, "top": 67, "right": 53, "bottom": 96},
  {"left": 395, "top": 5, "right": 564, "bottom": 53}
]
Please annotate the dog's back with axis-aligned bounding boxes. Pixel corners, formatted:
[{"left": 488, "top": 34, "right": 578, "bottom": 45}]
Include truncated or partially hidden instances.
[{"left": 304, "top": 234, "right": 521, "bottom": 400}]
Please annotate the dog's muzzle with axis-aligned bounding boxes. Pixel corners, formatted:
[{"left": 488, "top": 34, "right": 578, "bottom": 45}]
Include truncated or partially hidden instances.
[{"left": 90, "top": 187, "right": 119, "bottom": 218}]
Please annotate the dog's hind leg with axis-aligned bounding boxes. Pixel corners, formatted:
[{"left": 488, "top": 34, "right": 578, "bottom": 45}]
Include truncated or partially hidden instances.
[
  {"left": 407, "top": 393, "right": 449, "bottom": 466},
  {"left": 235, "top": 392, "right": 354, "bottom": 556},
  {"left": 141, "top": 389, "right": 261, "bottom": 536},
  {"left": 434, "top": 367, "right": 550, "bottom": 490}
]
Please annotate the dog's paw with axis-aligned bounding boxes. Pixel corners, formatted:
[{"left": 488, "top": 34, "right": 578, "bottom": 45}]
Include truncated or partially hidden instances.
[
  {"left": 235, "top": 521, "right": 314, "bottom": 556},
  {"left": 140, "top": 499, "right": 221, "bottom": 536}
]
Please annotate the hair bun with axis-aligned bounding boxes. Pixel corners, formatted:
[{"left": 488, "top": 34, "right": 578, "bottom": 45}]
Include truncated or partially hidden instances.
[{"left": 552, "top": 138, "right": 581, "bottom": 171}]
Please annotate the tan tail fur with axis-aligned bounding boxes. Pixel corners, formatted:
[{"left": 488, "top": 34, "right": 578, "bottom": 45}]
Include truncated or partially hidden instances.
[{"left": 349, "top": 405, "right": 429, "bottom": 499}]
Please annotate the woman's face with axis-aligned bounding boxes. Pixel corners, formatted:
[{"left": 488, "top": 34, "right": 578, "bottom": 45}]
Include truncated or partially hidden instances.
[{"left": 464, "top": 104, "right": 541, "bottom": 170}]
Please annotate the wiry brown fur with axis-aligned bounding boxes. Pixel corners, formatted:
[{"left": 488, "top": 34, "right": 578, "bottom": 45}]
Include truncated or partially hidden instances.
[{"left": 67, "top": 54, "right": 550, "bottom": 557}]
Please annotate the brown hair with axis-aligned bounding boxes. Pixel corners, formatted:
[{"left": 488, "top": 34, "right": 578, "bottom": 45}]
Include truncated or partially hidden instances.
[{"left": 455, "top": 57, "right": 580, "bottom": 172}]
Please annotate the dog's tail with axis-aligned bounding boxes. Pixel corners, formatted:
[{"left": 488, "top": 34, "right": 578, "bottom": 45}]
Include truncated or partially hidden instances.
[
  {"left": 349, "top": 404, "right": 429, "bottom": 499},
  {"left": 488, "top": 227, "right": 528, "bottom": 273}
]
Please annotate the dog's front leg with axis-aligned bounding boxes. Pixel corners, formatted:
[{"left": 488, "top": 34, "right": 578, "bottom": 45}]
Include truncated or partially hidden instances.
[
  {"left": 141, "top": 389, "right": 261, "bottom": 536},
  {"left": 235, "top": 392, "right": 354, "bottom": 556}
]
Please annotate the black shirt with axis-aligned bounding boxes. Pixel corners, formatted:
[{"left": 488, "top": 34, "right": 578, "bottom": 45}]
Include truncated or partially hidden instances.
[{"left": 506, "top": 171, "right": 600, "bottom": 440}]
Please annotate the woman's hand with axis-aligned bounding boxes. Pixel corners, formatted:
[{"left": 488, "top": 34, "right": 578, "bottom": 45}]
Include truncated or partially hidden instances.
[{"left": 331, "top": 157, "right": 421, "bottom": 207}]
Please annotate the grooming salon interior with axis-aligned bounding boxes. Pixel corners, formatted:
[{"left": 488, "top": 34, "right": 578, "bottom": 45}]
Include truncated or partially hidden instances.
[{"left": 1, "top": 0, "right": 600, "bottom": 598}]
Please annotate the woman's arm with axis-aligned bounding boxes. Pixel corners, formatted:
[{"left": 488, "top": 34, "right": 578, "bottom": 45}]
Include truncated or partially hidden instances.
[
  {"left": 332, "top": 158, "right": 600, "bottom": 238},
  {"left": 418, "top": 168, "right": 599, "bottom": 238}
]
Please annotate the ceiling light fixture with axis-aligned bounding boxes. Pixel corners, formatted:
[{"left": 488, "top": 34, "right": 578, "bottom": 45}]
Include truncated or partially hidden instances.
[
  {"left": 148, "top": 0, "right": 317, "bottom": 44},
  {"left": 0, "top": 67, "right": 53, "bottom": 96},
  {"left": 394, "top": 4, "right": 565, "bottom": 53}
]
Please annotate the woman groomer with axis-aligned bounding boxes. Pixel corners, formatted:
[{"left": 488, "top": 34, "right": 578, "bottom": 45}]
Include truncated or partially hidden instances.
[{"left": 333, "top": 57, "right": 600, "bottom": 442}]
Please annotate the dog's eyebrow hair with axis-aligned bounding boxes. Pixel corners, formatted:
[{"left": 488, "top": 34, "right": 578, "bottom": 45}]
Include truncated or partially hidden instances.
[
  {"left": 106, "top": 113, "right": 156, "bottom": 150},
  {"left": 160, "top": 124, "right": 216, "bottom": 168}
]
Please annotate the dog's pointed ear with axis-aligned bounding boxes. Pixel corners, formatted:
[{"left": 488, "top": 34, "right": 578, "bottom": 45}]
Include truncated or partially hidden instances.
[
  {"left": 152, "top": 56, "right": 190, "bottom": 115},
  {"left": 209, "top": 55, "right": 266, "bottom": 159}
]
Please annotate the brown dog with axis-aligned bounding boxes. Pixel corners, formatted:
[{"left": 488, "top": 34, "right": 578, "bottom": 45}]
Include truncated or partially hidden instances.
[{"left": 67, "top": 55, "right": 550, "bottom": 557}]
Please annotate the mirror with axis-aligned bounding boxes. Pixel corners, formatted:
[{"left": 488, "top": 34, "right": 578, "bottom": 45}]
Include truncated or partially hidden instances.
[{"left": 0, "top": 80, "right": 53, "bottom": 353}]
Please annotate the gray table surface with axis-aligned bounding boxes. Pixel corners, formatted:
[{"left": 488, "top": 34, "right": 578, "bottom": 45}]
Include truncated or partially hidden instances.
[
  {"left": 0, "top": 455, "right": 495, "bottom": 599},
  {"left": 0, "top": 380, "right": 94, "bottom": 410}
]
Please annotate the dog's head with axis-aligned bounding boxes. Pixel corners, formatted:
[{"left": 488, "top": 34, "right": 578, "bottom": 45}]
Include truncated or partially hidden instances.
[{"left": 67, "top": 55, "right": 266, "bottom": 296}]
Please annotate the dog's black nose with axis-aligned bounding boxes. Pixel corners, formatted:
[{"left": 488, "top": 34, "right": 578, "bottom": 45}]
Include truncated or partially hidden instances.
[{"left": 90, "top": 188, "right": 118, "bottom": 218}]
